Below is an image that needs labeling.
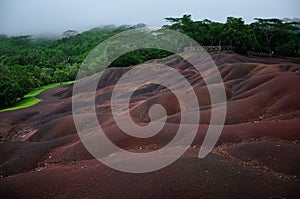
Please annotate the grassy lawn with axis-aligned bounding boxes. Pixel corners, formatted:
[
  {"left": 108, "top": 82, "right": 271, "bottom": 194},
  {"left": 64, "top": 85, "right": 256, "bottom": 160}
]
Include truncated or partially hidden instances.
[{"left": 0, "top": 81, "right": 75, "bottom": 112}]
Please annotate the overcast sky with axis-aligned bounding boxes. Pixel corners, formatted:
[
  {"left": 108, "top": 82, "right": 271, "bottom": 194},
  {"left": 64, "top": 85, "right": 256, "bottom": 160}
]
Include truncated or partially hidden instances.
[{"left": 0, "top": 0, "right": 299, "bottom": 36}]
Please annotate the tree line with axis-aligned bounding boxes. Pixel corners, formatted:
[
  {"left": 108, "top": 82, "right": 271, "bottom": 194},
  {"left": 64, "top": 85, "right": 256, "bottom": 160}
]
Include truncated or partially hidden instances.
[
  {"left": 0, "top": 25, "right": 145, "bottom": 107},
  {"left": 0, "top": 15, "right": 299, "bottom": 107},
  {"left": 163, "top": 15, "right": 300, "bottom": 56}
]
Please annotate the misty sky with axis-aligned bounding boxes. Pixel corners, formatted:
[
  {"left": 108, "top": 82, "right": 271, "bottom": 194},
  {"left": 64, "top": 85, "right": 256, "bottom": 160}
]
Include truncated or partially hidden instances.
[{"left": 0, "top": 0, "right": 299, "bottom": 36}]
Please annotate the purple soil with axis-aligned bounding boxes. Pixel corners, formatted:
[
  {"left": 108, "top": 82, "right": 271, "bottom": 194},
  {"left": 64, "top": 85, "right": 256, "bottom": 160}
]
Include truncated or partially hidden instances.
[{"left": 0, "top": 51, "right": 299, "bottom": 198}]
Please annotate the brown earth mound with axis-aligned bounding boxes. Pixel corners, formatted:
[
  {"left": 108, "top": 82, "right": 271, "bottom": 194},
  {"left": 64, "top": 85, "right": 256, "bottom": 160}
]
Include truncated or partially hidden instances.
[{"left": 0, "top": 51, "right": 299, "bottom": 198}]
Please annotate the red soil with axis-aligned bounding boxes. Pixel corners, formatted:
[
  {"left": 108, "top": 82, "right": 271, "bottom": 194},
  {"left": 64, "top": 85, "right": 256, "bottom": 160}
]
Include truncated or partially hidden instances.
[{"left": 0, "top": 51, "right": 299, "bottom": 198}]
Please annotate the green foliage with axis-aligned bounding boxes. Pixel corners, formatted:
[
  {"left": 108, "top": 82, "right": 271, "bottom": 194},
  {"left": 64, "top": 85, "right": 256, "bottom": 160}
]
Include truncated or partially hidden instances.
[
  {"left": 53, "top": 69, "right": 68, "bottom": 84},
  {"left": 109, "top": 49, "right": 172, "bottom": 67},
  {"left": 0, "top": 17, "right": 299, "bottom": 108},
  {"left": 0, "top": 65, "right": 31, "bottom": 107},
  {"left": 0, "top": 25, "right": 133, "bottom": 107},
  {"left": 0, "top": 81, "right": 74, "bottom": 112},
  {"left": 164, "top": 15, "right": 300, "bottom": 56}
]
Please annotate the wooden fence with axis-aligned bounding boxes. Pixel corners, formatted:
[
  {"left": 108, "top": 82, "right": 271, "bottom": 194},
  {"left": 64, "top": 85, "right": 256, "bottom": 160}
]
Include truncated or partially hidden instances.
[
  {"left": 184, "top": 45, "right": 274, "bottom": 57},
  {"left": 247, "top": 51, "right": 273, "bottom": 57},
  {"left": 184, "top": 45, "right": 235, "bottom": 52}
]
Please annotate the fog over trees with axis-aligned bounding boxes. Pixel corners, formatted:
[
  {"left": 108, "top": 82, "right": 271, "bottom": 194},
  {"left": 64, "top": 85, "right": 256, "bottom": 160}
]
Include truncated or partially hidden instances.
[{"left": 0, "top": 15, "right": 299, "bottom": 107}]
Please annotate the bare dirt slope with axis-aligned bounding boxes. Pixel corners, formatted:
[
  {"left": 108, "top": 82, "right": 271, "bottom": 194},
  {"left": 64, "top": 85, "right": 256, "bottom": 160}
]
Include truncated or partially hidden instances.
[{"left": 0, "top": 51, "right": 299, "bottom": 198}]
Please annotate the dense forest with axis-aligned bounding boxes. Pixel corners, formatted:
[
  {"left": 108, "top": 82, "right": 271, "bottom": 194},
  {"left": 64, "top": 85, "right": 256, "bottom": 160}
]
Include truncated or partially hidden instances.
[
  {"left": 0, "top": 15, "right": 299, "bottom": 108},
  {"left": 164, "top": 15, "right": 300, "bottom": 55}
]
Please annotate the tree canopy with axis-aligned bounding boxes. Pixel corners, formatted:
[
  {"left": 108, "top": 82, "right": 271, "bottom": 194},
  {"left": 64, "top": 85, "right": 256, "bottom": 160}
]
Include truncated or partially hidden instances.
[
  {"left": 0, "top": 15, "right": 299, "bottom": 108},
  {"left": 163, "top": 15, "right": 300, "bottom": 55}
]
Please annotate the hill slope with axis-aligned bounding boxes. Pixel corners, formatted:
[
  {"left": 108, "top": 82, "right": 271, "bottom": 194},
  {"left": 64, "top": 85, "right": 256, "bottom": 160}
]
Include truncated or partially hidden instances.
[{"left": 0, "top": 51, "right": 299, "bottom": 198}]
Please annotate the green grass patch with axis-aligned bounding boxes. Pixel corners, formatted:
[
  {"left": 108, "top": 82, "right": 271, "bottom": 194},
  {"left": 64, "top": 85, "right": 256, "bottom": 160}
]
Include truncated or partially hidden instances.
[{"left": 0, "top": 81, "right": 75, "bottom": 112}]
